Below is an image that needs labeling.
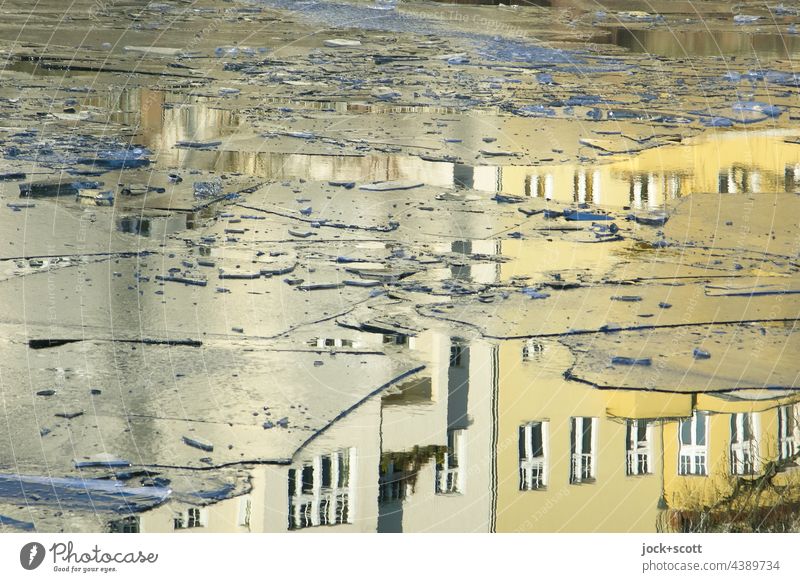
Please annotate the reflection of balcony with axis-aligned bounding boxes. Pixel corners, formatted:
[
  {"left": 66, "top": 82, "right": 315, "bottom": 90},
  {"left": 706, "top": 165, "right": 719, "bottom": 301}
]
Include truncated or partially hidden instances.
[
  {"left": 519, "top": 458, "right": 546, "bottom": 490},
  {"left": 436, "top": 429, "right": 465, "bottom": 495},
  {"left": 570, "top": 453, "right": 594, "bottom": 484},
  {"left": 379, "top": 475, "right": 411, "bottom": 502},
  {"left": 436, "top": 466, "right": 461, "bottom": 495}
]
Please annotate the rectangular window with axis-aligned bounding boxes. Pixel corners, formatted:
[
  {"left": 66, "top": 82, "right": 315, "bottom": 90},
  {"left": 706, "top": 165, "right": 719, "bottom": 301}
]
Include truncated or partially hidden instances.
[
  {"left": 521, "top": 340, "right": 545, "bottom": 362},
  {"left": 108, "top": 516, "right": 139, "bottom": 533},
  {"left": 570, "top": 417, "right": 597, "bottom": 484},
  {"left": 450, "top": 345, "right": 465, "bottom": 367},
  {"left": 626, "top": 420, "right": 653, "bottom": 476},
  {"left": 383, "top": 334, "right": 408, "bottom": 346},
  {"left": 173, "top": 507, "right": 207, "bottom": 530},
  {"left": 519, "top": 421, "right": 548, "bottom": 490},
  {"left": 288, "top": 448, "right": 356, "bottom": 530},
  {"left": 186, "top": 507, "right": 201, "bottom": 528},
  {"left": 730, "top": 412, "right": 760, "bottom": 475},
  {"left": 237, "top": 497, "right": 251, "bottom": 528},
  {"left": 678, "top": 411, "right": 709, "bottom": 476},
  {"left": 436, "top": 429, "right": 466, "bottom": 494},
  {"left": 778, "top": 405, "right": 799, "bottom": 463}
]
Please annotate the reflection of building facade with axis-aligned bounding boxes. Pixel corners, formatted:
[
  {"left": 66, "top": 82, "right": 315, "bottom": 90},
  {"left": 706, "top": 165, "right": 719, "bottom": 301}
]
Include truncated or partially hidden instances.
[
  {"left": 495, "top": 341, "right": 667, "bottom": 532},
  {"left": 376, "top": 332, "right": 496, "bottom": 532},
  {"left": 661, "top": 396, "right": 800, "bottom": 532},
  {"left": 115, "top": 315, "right": 800, "bottom": 534},
  {"left": 496, "top": 131, "right": 800, "bottom": 207},
  {"left": 87, "top": 87, "right": 800, "bottom": 210}
]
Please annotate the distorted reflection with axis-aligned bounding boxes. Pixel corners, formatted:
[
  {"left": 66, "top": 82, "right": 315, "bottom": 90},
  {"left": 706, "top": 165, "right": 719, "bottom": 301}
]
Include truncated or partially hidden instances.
[
  {"left": 118, "top": 327, "right": 800, "bottom": 533},
  {"left": 606, "top": 27, "right": 800, "bottom": 59},
  {"left": 287, "top": 449, "right": 354, "bottom": 530},
  {"left": 93, "top": 87, "right": 800, "bottom": 208}
]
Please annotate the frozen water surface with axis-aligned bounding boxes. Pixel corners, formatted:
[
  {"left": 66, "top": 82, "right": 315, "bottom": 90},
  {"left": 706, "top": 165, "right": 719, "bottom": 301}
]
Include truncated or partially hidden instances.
[{"left": 1, "top": 0, "right": 800, "bottom": 533}]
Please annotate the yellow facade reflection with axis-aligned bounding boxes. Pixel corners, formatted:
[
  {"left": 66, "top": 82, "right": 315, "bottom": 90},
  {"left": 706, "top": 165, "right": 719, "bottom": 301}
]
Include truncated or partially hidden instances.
[
  {"left": 124, "top": 329, "right": 800, "bottom": 534},
  {"left": 498, "top": 130, "right": 800, "bottom": 207}
]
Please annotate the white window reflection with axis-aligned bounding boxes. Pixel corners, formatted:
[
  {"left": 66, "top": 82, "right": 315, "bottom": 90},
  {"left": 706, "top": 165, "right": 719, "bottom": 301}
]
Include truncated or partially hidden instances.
[
  {"left": 173, "top": 507, "right": 207, "bottom": 530},
  {"left": 678, "top": 411, "right": 709, "bottom": 476},
  {"left": 570, "top": 417, "right": 597, "bottom": 484},
  {"left": 436, "top": 429, "right": 466, "bottom": 495},
  {"left": 288, "top": 448, "right": 356, "bottom": 530},
  {"left": 778, "top": 405, "right": 800, "bottom": 463},
  {"left": 730, "top": 412, "right": 760, "bottom": 476},
  {"left": 626, "top": 420, "right": 653, "bottom": 476},
  {"left": 519, "top": 421, "right": 548, "bottom": 490}
]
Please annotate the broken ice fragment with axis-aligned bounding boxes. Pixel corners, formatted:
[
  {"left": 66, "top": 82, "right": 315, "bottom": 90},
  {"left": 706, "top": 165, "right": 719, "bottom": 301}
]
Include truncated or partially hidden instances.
[
  {"left": 0, "top": 515, "right": 34, "bottom": 532},
  {"left": 193, "top": 180, "right": 223, "bottom": 198},
  {"left": 0, "top": 172, "right": 26, "bottom": 181},
  {"left": 628, "top": 212, "right": 669, "bottom": 226},
  {"left": 517, "top": 105, "right": 555, "bottom": 117},
  {"left": 732, "top": 101, "right": 784, "bottom": 117},
  {"left": 372, "top": 87, "right": 401, "bottom": 100},
  {"left": 124, "top": 45, "right": 186, "bottom": 56},
  {"left": 522, "top": 288, "right": 550, "bottom": 299},
  {"left": 0, "top": 473, "right": 170, "bottom": 511},
  {"left": 155, "top": 274, "right": 207, "bottom": 286},
  {"left": 74, "top": 454, "right": 131, "bottom": 469},
  {"left": 77, "top": 148, "right": 150, "bottom": 170},
  {"left": 479, "top": 149, "right": 521, "bottom": 157},
  {"left": 182, "top": 436, "right": 214, "bottom": 452},
  {"left": 19, "top": 180, "right": 97, "bottom": 198},
  {"left": 611, "top": 357, "right": 652, "bottom": 366},
  {"left": 176, "top": 140, "right": 222, "bottom": 149},
  {"left": 564, "top": 210, "right": 613, "bottom": 221},
  {"left": 693, "top": 348, "right": 711, "bottom": 360},
  {"left": 297, "top": 282, "right": 343, "bottom": 291},
  {"left": 492, "top": 194, "right": 525, "bottom": 203},
  {"left": 55, "top": 411, "right": 84, "bottom": 420},
  {"left": 344, "top": 279, "right": 382, "bottom": 288},
  {"left": 702, "top": 117, "right": 734, "bottom": 127},
  {"left": 324, "top": 39, "right": 362, "bottom": 48},
  {"left": 360, "top": 180, "right": 423, "bottom": 192}
]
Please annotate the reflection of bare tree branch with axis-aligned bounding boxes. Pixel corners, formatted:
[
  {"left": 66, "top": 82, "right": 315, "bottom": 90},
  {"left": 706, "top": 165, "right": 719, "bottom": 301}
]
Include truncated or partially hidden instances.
[
  {"left": 659, "top": 416, "right": 800, "bottom": 533},
  {"left": 379, "top": 446, "right": 447, "bottom": 500}
]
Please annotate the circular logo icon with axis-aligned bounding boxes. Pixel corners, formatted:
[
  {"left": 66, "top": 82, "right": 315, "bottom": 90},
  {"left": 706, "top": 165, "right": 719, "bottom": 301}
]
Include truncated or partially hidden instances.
[{"left": 20, "top": 542, "right": 46, "bottom": 570}]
